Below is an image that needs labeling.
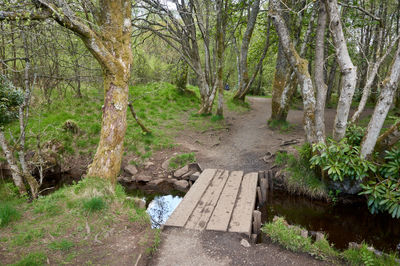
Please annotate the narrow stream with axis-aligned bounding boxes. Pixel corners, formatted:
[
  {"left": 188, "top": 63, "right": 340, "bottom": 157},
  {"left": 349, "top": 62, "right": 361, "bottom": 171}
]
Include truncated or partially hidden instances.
[
  {"left": 259, "top": 190, "right": 400, "bottom": 252},
  {"left": 127, "top": 187, "right": 400, "bottom": 252}
]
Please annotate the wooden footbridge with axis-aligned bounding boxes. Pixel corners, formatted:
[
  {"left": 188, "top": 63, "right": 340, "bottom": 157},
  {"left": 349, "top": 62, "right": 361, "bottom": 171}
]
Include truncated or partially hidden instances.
[{"left": 164, "top": 169, "right": 272, "bottom": 236}]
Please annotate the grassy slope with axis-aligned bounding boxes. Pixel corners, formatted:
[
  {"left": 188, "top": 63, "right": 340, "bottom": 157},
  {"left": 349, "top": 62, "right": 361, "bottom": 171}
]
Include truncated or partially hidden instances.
[
  {"left": 3, "top": 82, "right": 226, "bottom": 164},
  {"left": 263, "top": 217, "right": 399, "bottom": 265},
  {"left": 0, "top": 178, "right": 156, "bottom": 265}
]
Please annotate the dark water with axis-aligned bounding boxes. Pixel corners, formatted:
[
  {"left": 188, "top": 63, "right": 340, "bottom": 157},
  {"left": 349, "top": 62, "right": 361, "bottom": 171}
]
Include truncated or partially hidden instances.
[{"left": 260, "top": 190, "right": 400, "bottom": 252}]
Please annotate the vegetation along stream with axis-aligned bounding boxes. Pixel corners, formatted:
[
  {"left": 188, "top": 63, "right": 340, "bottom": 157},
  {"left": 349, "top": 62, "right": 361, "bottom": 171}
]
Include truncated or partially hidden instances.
[{"left": 260, "top": 190, "right": 400, "bottom": 252}]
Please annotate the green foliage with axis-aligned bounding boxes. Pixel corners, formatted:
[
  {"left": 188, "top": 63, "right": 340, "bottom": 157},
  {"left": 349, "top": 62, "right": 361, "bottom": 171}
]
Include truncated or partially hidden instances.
[
  {"left": 48, "top": 239, "right": 74, "bottom": 251},
  {"left": 360, "top": 148, "right": 400, "bottom": 218},
  {"left": 345, "top": 124, "right": 365, "bottom": 146},
  {"left": 225, "top": 96, "right": 250, "bottom": 113},
  {"left": 268, "top": 119, "right": 293, "bottom": 132},
  {"left": 168, "top": 152, "right": 196, "bottom": 170},
  {"left": 0, "top": 203, "right": 20, "bottom": 227},
  {"left": 310, "top": 139, "right": 376, "bottom": 182},
  {"left": 0, "top": 74, "right": 24, "bottom": 126},
  {"left": 263, "top": 217, "right": 398, "bottom": 265},
  {"left": 82, "top": 197, "right": 106, "bottom": 213},
  {"left": 275, "top": 147, "right": 328, "bottom": 199},
  {"left": 11, "top": 252, "right": 46, "bottom": 266}
]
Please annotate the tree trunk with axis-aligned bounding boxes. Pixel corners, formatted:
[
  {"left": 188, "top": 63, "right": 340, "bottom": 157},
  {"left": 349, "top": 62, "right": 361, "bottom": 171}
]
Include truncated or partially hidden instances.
[
  {"left": 270, "top": 0, "right": 317, "bottom": 143},
  {"left": 374, "top": 121, "right": 400, "bottom": 155},
  {"left": 361, "top": 42, "right": 400, "bottom": 158},
  {"left": 271, "top": 43, "right": 291, "bottom": 121},
  {"left": 314, "top": 1, "right": 328, "bottom": 144},
  {"left": 0, "top": 131, "right": 27, "bottom": 195},
  {"left": 326, "top": 0, "right": 358, "bottom": 141},
  {"left": 233, "top": 0, "right": 261, "bottom": 101},
  {"left": 215, "top": 0, "right": 225, "bottom": 117},
  {"left": 87, "top": 71, "right": 129, "bottom": 183}
]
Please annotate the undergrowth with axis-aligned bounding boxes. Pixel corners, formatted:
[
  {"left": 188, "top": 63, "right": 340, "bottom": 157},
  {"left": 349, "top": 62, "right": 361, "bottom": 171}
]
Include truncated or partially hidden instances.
[
  {"left": 168, "top": 152, "right": 196, "bottom": 170},
  {"left": 0, "top": 178, "right": 153, "bottom": 265},
  {"left": 263, "top": 217, "right": 399, "bottom": 265},
  {"left": 275, "top": 144, "right": 328, "bottom": 200}
]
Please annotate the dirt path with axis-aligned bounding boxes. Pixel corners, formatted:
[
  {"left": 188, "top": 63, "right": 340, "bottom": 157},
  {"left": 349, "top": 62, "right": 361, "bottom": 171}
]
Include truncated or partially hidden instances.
[{"left": 149, "top": 98, "right": 337, "bottom": 266}]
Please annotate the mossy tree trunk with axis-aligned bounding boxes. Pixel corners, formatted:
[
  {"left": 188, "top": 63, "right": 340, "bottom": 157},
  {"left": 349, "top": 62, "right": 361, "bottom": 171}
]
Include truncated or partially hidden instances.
[{"left": 270, "top": 0, "right": 317, "bottom": 143}]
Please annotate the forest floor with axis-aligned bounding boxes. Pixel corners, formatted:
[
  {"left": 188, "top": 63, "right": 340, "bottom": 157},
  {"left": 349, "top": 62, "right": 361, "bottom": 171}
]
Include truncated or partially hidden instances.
[{"left": 149, "top": 97, "right": 344, "bottom": 266}]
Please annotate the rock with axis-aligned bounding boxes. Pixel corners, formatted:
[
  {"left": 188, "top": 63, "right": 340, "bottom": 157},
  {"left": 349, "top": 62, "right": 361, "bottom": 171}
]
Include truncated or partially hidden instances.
[
  {"left": 181, "top": 170, "right": 195, "bottom": 180},
  {"left": 315, "top": 232, "right": 324, "bottom": 242},
  {"left": 173, "top": 180, "right": 189, "bottom": 192},
  {"left": 189, "top": 172, "right": 201, "bottom": 182},
  {"left": 188, "top": 162, "right": 203, "bottom": 172},
  {"left": 167, "top": 175, "right": 172, "bottom": 179},
  {"left": 174, "top": 165, "right": 189, "bottom": 178},
  {"left": 161, "top": 159, "right": 171, "bottom": 170},
  {"left": 144, "top": 161, "right": 155, "bottom": 169},
  {"left": 124, "top": 165, "right": 138, "bottom": 176},
  {"left": 147, "top": 178, "right": 166, "bottom": 188},
  {"left": 117, "top": 176, "right": 134, "bottom": 183},
  {"left": 135, "top": 175, "right": 152, "bottom": 183},
  {"left": 300, "top": 230, "right": 308, "bottom": 238},
  {"left": 240, "top": 239, "right": 251, "bottom": 248},
  {"left": 126, "top": 197, "right": 146, "bottom": 209}
]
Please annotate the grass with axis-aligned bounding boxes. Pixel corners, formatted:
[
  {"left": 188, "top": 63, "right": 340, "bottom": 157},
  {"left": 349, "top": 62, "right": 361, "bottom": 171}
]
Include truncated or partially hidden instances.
[
  {"left": 2, "top": 82, "right": 227, "bottom": 164},
  {"left": 274, "top": 145, "right": 328, "bottom": 200},
  {"left": 48, "top": 239, "right": 75, "bottom": 251},
  {"left": 10, "top": 252, "right": 47, "bottom": 266},
  {"left": 0, "top": 178, "right": 153, "bottom": 265},
  {"left": 268, "top": 119, "right": 294, "bottom": 133},
  {"left": 168, "top": 152, "right": 196, "bottom": 170},
  {"left": 263, "top": 217, "right": 399, "bottom": 265},
  {"left": 0, "top": 204, "right": 20, "bottom": 227}
]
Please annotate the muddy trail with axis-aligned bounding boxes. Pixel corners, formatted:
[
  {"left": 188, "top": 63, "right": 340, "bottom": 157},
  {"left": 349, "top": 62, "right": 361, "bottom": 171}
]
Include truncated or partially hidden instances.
[{"left": 179, "top": 97, "right": 339, "bottom": 172}]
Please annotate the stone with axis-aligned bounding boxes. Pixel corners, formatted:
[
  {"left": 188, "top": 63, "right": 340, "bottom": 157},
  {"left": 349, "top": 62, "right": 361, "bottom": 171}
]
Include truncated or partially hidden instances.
[
  {"left": 300, "top": 230, "right": 308, "bottom": 238},
  {"left": 173, "top": 180, "right": 189, "bottom": 192},
  {"left": 161, "top": 159, "right": 170, "bottom": 170},
  {"left": 124, "top": 165, "right": 138, "bottom": 176},
  {"left": 174, "top": 165, "right": 189, "bottom": 178},
  {"left": 117, "top": 176, "right": 134, "bottom": 183},
  {"left": 144, "top": 161, "right": 154, "bottom": 169},
  {"left": 181, "top": 170, "right": 195, "bottom": 180},
  {"left": 189, "top": 172, "right": 201, "bottom": 182},
  {"left": 133, "top": 198, "right": 146, "bottom": 209},
  {"left": 315, "top": 232, "right": 324, "bottom": 242},
  {"left": 188, "top": 162, "right": 203, "bottom": 172},
  {"left": 147, "top": 178, "right": 165, "bottom": 187},
  {"left": 135, "top": 175, "right": 152, "bottom": 183},
  {"left": 240, "top": 239, "right": 251, "bottom": 248}
]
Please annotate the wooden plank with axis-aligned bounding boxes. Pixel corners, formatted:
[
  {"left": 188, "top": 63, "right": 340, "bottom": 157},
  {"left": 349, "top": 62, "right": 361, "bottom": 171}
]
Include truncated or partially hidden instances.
[
  {"left": 164, "top": 169, "right": 217, "bottom": 227},
  {"left": 206, "top": 171, "right": 244, "bottom": 231},
  {"left": 252, "top": 210, "right": 262, "bottom": 234},
  {"left": 185, "top": 170, "right": 229, "bottom": 230},
  {"left": 228, "top": 172, "right": 258, "bottom": 236}
]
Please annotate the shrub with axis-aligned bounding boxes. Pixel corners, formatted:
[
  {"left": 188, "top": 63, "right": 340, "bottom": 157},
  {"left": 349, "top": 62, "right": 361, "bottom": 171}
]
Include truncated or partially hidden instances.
[
  {"left": 345, "top": 124, "right": 365, "bottom": 146},
  {"left": 310, "top": 138, "right": 376, "bottom": 182},
  {"left": 0, "top": 74, "right": 24, "bottom": 126},
  {"left": 360, "top": 148, "right": 400, "bottom": 218}
]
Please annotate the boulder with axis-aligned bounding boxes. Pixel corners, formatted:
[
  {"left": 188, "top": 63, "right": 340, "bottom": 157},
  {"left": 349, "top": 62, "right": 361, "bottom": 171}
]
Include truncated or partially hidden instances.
[
  {"left": 315, "top": 232, "right": 324, "bottom": 242},
  {"left": 147, "top": 178, "right": 167, "bottom": 188},
  {"left": 117, "top": 176, "right": 135, "bottom": 183},
  {"left": 300, "top": 230, "right": 308, "bottom": 238},
  {"left": 181, "top": 170, "right": 195, "bottom": 180},
  {"left": 161, "top": 159, "right": 171, "bottom": 170},
  {"left": 189, "top": 172, "right": 201, "bottom": 182},
  {"left": 173, "top": 180, "right": 189, "bottom": 192},
  {"left": 135, "top": 175, "right": 152, "bottom": 183},
  {"left": 124, "top": 165, "right": 138, "bottom": 176},
  {"left": 144, "top": 161, "right": 155, "bottom": 169},
  {"left": 188, "top": 162, "right": 203, "bottom": 172},
  {"left": 174, "top": 165, "right": 189, "bottom": 178}
]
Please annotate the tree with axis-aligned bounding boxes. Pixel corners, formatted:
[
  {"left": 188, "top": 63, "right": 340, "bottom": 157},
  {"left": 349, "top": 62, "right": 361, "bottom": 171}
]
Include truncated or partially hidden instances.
[{"left": 1, "top": 0, "right": 133, "bottom": 184}]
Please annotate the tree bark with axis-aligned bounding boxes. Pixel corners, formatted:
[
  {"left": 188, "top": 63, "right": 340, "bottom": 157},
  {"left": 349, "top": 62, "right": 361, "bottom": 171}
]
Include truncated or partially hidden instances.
[
  {"left": 374, "top": 121, "right": 400, "bottom": 155},
  {"left": 325, "top": 0, "right": 358, "bottom": 141},
  {"left": 233, "top": 0, "right": 261, "bottom": 101},
  {"left": 361, "top": 41, "right": 400, "bottom": 158},
  {"left": 314, "top": 1, "right": 328, "bottom": 144},
  {"left": 0, "top": 131, "right": 27, "bottom": 195},
  {"left": 270, "top": 0, "right": 317, "bottom": 143}
]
